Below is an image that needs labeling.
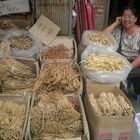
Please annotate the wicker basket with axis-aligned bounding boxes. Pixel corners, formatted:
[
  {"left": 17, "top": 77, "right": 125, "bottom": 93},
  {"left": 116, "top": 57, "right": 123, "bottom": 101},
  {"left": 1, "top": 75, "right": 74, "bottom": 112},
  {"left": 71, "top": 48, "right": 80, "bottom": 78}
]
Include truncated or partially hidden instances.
[
  {"left": 41, "top": 60, "right": 83, "bottom": 96},
  {"left": 39, "top": 36, "right": 77, "bottom": 64},
  {"left": 28, "top": 94, "right": 90, "bottom": 140}
]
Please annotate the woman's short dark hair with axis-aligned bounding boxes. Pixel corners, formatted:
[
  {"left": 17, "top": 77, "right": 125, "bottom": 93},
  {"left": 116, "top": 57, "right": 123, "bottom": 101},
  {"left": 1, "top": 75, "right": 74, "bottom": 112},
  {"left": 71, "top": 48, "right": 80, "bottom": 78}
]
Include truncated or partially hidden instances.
[{"left": 122, "top": 6, "right": 138, "bottom": 17}]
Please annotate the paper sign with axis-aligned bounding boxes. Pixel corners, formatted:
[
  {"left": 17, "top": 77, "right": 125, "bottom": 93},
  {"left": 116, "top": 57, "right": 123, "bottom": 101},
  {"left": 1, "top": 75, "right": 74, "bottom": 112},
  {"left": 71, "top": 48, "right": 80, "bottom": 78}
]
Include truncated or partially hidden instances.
[
  {"left": 0, "top": 0, "right": 30, "bottom": 16},
  {"left": 29, "top": 15, "right": 60, "bottom": 46}
]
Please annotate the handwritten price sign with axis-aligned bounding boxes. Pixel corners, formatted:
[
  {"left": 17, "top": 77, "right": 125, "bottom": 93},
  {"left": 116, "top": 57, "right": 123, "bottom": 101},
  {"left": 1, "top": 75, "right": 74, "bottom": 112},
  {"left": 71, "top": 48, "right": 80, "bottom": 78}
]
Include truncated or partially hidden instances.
[
  {"left": 0, "top": 0, "right": 30, "bottom": 16},
  {"left": 29, "top": 15, "right": 60, "bottom": 46}
]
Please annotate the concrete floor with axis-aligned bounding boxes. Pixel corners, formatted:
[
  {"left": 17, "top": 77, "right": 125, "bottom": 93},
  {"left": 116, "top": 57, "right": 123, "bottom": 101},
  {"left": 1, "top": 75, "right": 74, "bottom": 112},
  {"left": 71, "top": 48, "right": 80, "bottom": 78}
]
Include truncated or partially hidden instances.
[{"left": 127, "top": 88, "right": 140, "bottom": 113}]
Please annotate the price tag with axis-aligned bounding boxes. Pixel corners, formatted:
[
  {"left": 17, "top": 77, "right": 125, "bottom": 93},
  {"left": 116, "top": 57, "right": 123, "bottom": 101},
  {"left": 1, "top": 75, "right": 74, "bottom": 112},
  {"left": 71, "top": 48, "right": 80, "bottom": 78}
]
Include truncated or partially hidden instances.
[{"left": 29, "top": 15, "right": 60, "bottom": 46}]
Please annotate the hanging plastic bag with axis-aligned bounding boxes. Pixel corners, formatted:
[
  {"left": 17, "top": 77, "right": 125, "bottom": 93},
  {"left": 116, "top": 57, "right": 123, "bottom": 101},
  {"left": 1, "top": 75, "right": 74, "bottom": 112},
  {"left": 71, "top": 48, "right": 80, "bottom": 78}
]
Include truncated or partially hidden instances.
[
  {"left": 131, "top": 113, "right": 140, "bottom": 140},
  {"left": 3, "top": 30, "right": 42, "bottom": 58},
  {"left": 82, "top": 30, "right": 119, "bottom": 51},
  {"left": 81, "top": 45, "right": 132, "bottom": 83}
]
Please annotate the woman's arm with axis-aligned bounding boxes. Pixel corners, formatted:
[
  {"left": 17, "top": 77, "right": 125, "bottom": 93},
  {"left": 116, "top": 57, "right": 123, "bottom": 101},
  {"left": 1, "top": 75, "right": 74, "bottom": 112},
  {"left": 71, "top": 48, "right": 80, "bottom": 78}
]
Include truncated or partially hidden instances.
[
  {"left": 103, "top": 17, "right": 122, "bottom": 34},
  {"left": 131, "top": 55, "right": 140, "bottom": 68}
]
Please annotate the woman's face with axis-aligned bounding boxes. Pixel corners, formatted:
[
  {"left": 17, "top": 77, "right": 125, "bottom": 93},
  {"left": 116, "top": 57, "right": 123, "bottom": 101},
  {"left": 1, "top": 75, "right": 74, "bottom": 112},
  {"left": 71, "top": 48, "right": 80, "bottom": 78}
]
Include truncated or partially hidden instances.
[{"left": 121, "top": 9, "right": 137, "bottom": 29}]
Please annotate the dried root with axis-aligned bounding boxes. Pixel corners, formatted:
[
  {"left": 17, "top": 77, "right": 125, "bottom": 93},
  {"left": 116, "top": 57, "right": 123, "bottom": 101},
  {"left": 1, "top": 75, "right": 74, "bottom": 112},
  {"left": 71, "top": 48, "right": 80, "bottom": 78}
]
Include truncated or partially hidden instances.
[{"left": 30, "top": 92, "right": 83, "bottom": 139}]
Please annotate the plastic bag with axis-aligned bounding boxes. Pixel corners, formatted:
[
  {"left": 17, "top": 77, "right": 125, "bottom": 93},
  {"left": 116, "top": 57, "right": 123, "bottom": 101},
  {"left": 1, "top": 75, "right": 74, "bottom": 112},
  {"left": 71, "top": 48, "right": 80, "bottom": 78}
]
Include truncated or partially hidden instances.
[
  {"left": 3, "top": 30, "right": 42, "bottom": 58},
  {"left": 131, "top": 113, "right": 140, "bottom": 140},
  {"left": 81, "top": 45, "right": 132, "bottom": 83},
  {"left": 82, "top": 30, "right": 118, "bottom": 51}
]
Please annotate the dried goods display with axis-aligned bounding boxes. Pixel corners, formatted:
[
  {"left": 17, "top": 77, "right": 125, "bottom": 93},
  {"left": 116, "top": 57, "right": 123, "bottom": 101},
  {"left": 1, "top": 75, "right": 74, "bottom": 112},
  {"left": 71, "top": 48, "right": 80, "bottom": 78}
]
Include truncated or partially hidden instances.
[
  {"left": 42, "top": 44, "right": 71, "bottom": 59},
  {"left": 9, "top": 36, "right": 32, "bottom": 50},
  {"left": 0, "top": 58, "right": 35, "bottom": 80},
  {"left": 88, "top": 32, "right": 112, "bottom": 46},
  {"left": 0, "top": 100, "right": 25, "bottom": 140},
  {"left": 83, "top": 53, "right": 125, "bottom": 71},
  {"left": 34, "top": 62, "right": 80, "bottom": 94},
  {"left": 2, "top": 78, "right": 35, "bottom": 91},
  {"left": 0, "top": 21, "right": 19, "bottom": 30},
  {"left": 30, "top": 92, "right": 83, "bottom": 139},
  {"left": 0, "top": 58, "right": 35, "bottom": 91},
  {"left": 90, "top": 92, "right": 133, "bottom": 116}
]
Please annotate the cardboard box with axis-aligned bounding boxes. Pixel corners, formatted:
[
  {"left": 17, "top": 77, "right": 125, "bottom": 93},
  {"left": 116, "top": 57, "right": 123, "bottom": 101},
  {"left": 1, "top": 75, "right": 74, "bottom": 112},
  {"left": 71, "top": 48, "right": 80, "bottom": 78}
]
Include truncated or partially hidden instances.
[
  {"left": 86, "top": 78, "right": 120, "bottom": 88},
  {"left": 82, "top": 78, "right": 120, "bottom": 99},
  {"left": 84, "top": 84, "right": 135, "bottom": 140}
]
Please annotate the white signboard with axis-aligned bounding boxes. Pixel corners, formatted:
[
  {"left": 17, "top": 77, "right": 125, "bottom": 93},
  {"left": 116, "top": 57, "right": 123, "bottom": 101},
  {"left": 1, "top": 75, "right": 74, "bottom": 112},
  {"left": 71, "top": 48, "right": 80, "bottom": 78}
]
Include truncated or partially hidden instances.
[
  {"left": 29, "top": 15, "right": 60, "bottom": 46},
  {"left": 0, "top": 0, "right": 30, "bottom": 16}
]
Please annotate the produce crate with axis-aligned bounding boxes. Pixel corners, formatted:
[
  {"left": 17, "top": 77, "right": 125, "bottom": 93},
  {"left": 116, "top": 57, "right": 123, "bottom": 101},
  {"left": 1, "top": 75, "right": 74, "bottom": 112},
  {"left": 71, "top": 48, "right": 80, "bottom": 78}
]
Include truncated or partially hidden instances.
[
  {"left": 40, "top": 60, "right": 83, "bottom": 96},
  {"left": 84, "top": 84, "right": 135, "bottom": 140},
  {"left": 27, "top": 94, "right": 89, "bottom": 140},
  {"left": 39, "top": 36, "right": 77, "bottom": 64},
  {"left": 0, "top": 57, "right": 39, "bottom": 93},
  {"left": 13, "top": 57, "right": 40, "bottom": 77},
  {"left": 35, "top": 0, "right": 73, "bottom": 36},
  {"left": 0, "top": 94, "right": 31, "bottom": 140}
]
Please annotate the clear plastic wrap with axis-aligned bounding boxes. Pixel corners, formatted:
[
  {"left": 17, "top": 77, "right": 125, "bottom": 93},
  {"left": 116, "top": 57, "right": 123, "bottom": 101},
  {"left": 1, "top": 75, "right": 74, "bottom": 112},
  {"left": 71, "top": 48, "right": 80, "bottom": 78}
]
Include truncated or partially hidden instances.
[
  {"left": 82, "top": 30, "right": 118, "bottom": 51},
  {"left": 3, "top": 30, "right": 42, "bottom": 58},
  {"left": 81, "top": 45, "right": 132, "bottom": 83}
]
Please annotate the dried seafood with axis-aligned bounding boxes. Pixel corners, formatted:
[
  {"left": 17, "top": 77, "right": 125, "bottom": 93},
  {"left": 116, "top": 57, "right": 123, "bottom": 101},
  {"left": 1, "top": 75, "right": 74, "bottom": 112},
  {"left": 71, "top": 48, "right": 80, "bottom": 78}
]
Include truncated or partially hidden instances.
[
  {"left": 34, "top": 62, "right": 80, "bottom": 94},
  {"left": 0, "top": 100, "right": 25, "bottom": 140},
  {"left": 30, "top": 92, "right": 83, "bottom": 139}
]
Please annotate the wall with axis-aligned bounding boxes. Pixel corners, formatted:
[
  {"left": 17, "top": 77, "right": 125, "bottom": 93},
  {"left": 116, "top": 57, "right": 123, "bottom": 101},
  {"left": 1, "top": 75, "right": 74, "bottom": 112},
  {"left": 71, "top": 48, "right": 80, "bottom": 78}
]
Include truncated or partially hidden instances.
[{"left": 94, "top": 0, "right": 110, "bottom": 30}]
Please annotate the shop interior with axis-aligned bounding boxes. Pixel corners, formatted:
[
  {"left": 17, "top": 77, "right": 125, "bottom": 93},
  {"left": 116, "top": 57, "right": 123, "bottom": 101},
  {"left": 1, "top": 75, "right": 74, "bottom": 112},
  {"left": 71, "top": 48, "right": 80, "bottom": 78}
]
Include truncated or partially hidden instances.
[{"left": 108, "top": 0, "right": 140, "bottom": 25}]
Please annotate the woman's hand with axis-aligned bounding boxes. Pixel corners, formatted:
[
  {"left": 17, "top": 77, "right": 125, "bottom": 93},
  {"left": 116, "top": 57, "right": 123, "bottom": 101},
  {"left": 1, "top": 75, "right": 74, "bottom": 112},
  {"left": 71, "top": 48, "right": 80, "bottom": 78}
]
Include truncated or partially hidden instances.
[
  {"left": 115, "top": 17, "right": 122, "bottom": 25},
  {"left": 103, "top": 16, "right": 122, "bottom": 34}
]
